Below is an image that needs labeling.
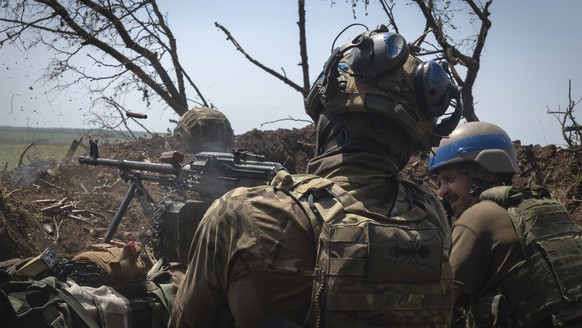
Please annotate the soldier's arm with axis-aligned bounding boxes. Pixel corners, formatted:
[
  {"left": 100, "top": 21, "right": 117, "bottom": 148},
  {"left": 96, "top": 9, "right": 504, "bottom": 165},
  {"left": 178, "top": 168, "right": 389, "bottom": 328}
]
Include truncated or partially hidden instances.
[{"left": 171, "top": 193, "right": 235, "bottom": 327}]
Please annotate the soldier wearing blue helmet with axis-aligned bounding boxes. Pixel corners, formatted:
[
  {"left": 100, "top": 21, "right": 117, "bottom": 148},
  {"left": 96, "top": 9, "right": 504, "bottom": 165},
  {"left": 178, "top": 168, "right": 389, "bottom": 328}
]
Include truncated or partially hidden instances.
[{"left": 430, "top": 121, "right": 582, "bottom": 328}]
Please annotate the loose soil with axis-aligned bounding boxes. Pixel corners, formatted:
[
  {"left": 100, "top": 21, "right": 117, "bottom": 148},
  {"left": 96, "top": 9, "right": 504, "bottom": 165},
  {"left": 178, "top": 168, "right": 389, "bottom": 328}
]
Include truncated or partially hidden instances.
[{"left": 1, "top": 125, "right": 581, "bottom": 265}]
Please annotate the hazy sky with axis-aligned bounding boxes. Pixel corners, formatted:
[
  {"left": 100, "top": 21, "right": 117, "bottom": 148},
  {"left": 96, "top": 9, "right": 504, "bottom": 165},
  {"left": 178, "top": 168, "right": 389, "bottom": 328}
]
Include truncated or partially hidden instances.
[{"left": 1, "top": 1, "right": 581, "bottom": 147}]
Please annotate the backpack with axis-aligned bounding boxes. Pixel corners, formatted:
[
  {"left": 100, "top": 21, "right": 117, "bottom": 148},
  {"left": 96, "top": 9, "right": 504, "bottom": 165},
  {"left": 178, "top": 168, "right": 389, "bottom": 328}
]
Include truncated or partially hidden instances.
[
  {"left": 271, "top": 170, "right": 453, "bottom": 328},
  {"left": 478, "top": 186, "right": 582, "bottom": 327}
]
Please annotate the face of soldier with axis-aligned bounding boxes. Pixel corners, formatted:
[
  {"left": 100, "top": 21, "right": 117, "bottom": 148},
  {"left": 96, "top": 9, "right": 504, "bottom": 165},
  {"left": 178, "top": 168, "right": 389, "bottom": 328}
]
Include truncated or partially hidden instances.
[{"left": 436, "top": 164, "right": 476, "bottom": 218}]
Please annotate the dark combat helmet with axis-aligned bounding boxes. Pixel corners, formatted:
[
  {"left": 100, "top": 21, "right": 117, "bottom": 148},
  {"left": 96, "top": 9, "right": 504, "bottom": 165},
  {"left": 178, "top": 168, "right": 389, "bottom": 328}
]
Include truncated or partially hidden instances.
[
  {"left": 305, "top": 24, "right": 463, "bottom": 150},
  {"left": 173, "top": 107, "right": 235, "bottom": 154}
]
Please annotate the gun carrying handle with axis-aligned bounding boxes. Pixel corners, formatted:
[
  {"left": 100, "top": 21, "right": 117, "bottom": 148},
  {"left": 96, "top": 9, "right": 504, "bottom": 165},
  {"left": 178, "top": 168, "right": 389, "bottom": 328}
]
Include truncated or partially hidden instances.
[{"left": 160, "top": 151, "right": 185, "bottom": 168}]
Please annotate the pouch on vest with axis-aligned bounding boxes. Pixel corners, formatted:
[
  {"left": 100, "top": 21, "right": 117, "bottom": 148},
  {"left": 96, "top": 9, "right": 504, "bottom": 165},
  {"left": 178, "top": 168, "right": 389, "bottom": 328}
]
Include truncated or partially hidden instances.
[
  {"left": 72, "top": 242, "right": 146, "bottom": 286},
  {"left": 271, "top": 171, "right": 453, "bottom": 328}
]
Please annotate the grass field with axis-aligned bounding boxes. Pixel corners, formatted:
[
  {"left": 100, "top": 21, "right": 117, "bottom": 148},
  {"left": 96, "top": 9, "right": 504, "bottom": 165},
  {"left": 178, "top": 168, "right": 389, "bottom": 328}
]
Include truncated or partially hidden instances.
[
  {"left": 0, "top": 144, "right": 70, "bottom": 169},
  {"left": 0, "top": 126, "right": 151, "bottom": 170}
]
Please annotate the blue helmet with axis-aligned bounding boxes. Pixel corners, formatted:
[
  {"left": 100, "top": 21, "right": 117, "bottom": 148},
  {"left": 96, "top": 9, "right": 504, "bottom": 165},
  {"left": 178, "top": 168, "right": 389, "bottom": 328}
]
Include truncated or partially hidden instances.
[{"left": 428, "top": 121, "right": 519, "bottom": 174}]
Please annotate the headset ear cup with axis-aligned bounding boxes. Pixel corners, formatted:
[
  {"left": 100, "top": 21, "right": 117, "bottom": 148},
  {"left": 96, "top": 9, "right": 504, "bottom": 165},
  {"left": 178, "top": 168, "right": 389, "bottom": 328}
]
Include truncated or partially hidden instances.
[
  {"left": 370, "top": 33, "right": 409, "bottom": 77},
  {"left": 415, "top": 61, "right": 453, "bottom": 116}
]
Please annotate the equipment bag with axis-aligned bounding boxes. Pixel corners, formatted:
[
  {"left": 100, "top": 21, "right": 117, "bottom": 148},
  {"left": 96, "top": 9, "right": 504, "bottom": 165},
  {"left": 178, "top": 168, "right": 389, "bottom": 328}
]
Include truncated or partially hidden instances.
[
  {"left": 1, "top": 275, "right": 174, "bottom": 328},
  {"left": 271, "top": 171, "right": 453, "bottom": 328}
]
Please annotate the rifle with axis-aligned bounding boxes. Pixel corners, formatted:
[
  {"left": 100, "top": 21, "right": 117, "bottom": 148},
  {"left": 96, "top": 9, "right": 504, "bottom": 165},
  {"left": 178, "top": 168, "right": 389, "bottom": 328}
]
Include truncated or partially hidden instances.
[{"left": 79, "top": 140, "right": 286, "bottom": 245}]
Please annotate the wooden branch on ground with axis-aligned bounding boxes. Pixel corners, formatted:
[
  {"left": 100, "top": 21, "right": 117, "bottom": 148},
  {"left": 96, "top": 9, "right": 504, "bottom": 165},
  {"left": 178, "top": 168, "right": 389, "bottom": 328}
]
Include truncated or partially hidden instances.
[
  {"left": 39, "top": 179, "right": 67, "bottom": 192},
  {"left": 60, "top": 138, "right": 83, "bottom": 166},
  {"left": 37, "top": 198, "right": 94, "bottom": 226},
  {"left": 79, "top": 178, "right": 123, "bottom": 194},
  {"left": 35, "top": 199, "right": 58, "bottom": 204},
  {"left": 67, "top": 214, "right": 93, "bottom": 225}
]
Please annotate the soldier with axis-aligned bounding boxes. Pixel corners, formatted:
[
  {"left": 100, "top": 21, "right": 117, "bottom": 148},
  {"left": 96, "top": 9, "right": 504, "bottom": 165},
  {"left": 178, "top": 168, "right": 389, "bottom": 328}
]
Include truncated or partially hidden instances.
[
  {"left": 172, "top": 24, "right": 463, "bottom": 328},
  {"left": 429, "top": 121, "right": 582, "bottom": 327},
  {"left": 173, "top": 107, "right": 235, "bottom": 154}
]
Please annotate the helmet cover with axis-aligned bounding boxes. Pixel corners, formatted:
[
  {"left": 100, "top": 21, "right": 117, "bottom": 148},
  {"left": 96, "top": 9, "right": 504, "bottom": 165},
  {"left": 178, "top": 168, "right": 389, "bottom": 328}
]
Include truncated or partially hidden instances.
[
  {"left": 173, "top": 107, "right": 235, "bottom": 154},
  {"left": 428, "top": 121, "right": 519, "bottom": 174}
]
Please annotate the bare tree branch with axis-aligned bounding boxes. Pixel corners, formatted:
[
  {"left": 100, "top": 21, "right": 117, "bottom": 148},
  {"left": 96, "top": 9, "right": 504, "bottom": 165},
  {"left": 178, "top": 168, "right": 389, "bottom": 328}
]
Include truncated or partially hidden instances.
[
  {"left": 297, "top": 0, "right": 310, "bottom": 97},
  {"left": 547, "top": 80, "right": 582, "bottom": 149},
  {"left": 214, "top": 22, "right": 305, "bottom": 95},
  {"left": 411, "top": 0, "right": 493, "bottom": 122},
  {"left": 0, "top": 0, "right": 208, "bottom": 126},
  {"left": 260, "top": 116, "right": 312, "bottom": 128}
]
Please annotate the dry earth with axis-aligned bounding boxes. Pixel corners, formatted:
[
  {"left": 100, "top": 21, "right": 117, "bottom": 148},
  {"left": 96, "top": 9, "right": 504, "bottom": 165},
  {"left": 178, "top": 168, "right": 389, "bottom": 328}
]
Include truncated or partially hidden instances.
[{"left": 1, "top": 125, "right": 581, "bottom": 265}]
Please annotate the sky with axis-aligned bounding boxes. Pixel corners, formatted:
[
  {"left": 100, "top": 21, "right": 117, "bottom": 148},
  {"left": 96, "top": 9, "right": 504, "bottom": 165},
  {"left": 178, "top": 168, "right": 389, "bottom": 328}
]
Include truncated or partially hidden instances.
[{"left": 1, "top": 0, "right": 582, "bottom": 147}]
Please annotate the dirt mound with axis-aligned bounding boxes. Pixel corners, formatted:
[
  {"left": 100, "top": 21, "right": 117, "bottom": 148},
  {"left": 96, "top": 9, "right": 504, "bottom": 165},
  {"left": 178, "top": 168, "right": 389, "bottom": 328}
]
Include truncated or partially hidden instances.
[{"left": 1, "top": 126, "right": 581, "bottom": 263}]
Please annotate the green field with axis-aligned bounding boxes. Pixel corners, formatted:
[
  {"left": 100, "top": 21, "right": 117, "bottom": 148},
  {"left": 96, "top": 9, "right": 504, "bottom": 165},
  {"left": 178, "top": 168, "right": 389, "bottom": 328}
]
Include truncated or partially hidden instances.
[{"left": 0, "top": 126, "right": 151, "bottom": 169}]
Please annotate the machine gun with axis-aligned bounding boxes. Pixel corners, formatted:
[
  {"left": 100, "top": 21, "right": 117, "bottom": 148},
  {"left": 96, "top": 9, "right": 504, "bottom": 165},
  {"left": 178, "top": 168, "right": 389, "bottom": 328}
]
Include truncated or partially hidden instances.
[{"left": 79, "top": 140, "right": 286, "bottom": 261}]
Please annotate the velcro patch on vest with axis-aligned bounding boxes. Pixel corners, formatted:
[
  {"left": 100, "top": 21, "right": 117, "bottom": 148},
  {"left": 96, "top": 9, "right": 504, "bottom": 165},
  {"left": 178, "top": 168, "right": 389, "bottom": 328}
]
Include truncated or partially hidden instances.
[{"left": 366, "top": 222, "right": 443, "bottom": 283}]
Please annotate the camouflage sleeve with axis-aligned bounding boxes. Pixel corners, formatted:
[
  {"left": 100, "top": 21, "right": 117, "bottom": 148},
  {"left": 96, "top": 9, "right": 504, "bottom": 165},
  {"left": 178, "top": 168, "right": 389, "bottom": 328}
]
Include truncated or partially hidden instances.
[
  {"left": 171, "top": 185, "right": 316, "bottom": 327},
  {"left": 171, "top": 188, "right": 237, "bottom": 327}
]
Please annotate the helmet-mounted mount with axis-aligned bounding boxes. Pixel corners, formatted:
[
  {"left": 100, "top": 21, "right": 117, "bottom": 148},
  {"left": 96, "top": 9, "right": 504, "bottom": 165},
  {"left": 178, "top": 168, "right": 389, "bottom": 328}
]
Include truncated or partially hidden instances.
[{"left": 305, "top": 24, "right": 464, "bottom": 150}]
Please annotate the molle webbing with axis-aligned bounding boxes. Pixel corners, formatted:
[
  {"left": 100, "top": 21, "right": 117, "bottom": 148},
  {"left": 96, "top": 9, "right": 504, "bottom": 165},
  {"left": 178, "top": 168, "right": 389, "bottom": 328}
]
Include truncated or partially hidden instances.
[
  {"left": 498, "top": 252, "right": 566, "bottom": 326},
  {"left": 508, "top": 198, "right": 579, "bottom": 256},
  {"left": 310, "top": 183, "right": 453, "bottom": 328},
  {"left": 270, "top": 171, "right": 453, "bottom": 328},
  {"left": 480, "top": 186, "right": 582, "bottom": 327}
]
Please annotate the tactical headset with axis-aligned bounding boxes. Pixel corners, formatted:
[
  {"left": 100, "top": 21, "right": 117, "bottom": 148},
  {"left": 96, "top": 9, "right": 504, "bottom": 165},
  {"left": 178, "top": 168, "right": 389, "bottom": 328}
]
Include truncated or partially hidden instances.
[{"left": 305, "top": 24, "right": 463, "bottom": 148}]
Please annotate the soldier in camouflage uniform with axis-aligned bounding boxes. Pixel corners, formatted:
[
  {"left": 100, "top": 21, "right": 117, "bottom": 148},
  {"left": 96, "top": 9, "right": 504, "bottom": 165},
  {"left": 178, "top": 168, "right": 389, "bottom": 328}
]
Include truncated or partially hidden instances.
[
  {"left": 172, "top": 25, "right": 463, "bottom": 328},
  {"left": 429, "top": 121, "right": 582, "bottom": 327}
]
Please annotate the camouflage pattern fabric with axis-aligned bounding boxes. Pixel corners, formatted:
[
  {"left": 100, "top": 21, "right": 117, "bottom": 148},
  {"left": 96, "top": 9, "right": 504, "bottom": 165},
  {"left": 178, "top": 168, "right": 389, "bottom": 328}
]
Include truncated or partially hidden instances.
[
  {"left": 275, "top": 172, "right": 453, "bottom": 328},
  {"left": 307, "top": 55, "right": 438, "bottom": 150},
  {"left": 171, "top": 183, "right": 316, "bottom": 327},
  {"left": 173, "top": 107, "right": 235, "bottom": 154},
  {"left": 171, "top": 167, "right": 453, "bottom": 327}
]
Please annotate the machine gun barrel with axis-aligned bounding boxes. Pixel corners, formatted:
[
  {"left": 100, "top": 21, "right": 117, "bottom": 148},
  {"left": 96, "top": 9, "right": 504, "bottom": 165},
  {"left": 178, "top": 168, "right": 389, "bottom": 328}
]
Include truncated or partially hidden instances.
[
  {"left": 78, "top": 157, "right": 180, "bottom": 176},
  {"left": 78, "top": 140, "right": 286, "bottom": 244}
]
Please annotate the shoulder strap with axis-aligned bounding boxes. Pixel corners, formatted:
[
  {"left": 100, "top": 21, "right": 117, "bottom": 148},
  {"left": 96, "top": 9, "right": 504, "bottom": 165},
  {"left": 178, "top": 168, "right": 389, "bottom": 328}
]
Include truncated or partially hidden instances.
[
  {"left": 479, "top": 186, "right": 516, "bottom": 208},
  {"left": 32, "top": 277, "right": 100, "bottom": 328},
  {"left": 270, "top": 170, "right": 330, "bottom": 246},
  {"left": 482, "top": 186, "right": 580, "bottom": 256}
]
